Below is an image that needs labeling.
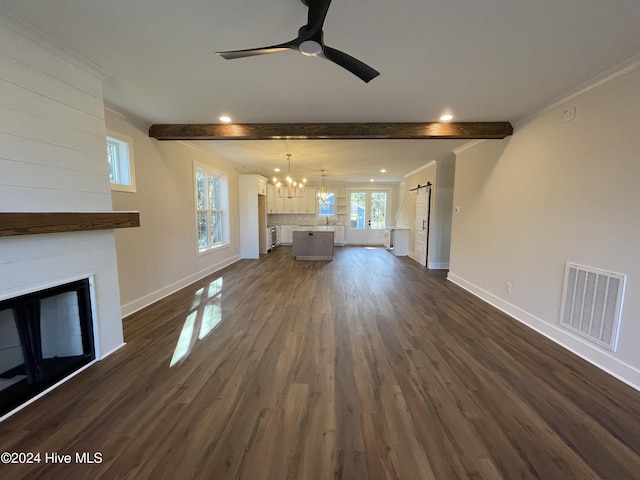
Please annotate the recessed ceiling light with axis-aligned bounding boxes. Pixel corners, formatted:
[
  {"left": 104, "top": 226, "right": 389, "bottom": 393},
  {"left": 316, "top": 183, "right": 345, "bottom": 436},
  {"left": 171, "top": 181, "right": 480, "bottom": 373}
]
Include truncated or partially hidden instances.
[
  {"left": 370, "top": 179, "right": 375, "bottom": 182},
  {"left": 440, "top": 114, "right": 453, "bottom": 122},
  {"left": 219, "top": 115, "right": 232, "bottom": 123},
  {"left": 380, "top": 169, "right": 387, "bottom": 173},
  {"left": 274, "top": 168, "right": 280, "bottom": 172}
]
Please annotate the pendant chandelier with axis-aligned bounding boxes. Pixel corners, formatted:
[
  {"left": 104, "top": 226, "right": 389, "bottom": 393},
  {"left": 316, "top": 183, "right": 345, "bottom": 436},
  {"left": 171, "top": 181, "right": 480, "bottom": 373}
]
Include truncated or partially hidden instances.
[
  {"left": 273, "top": 153, "right": 306, "bottom": 199},
  {"left": 317, "top": 170, "right": 329, "bottom": 204}
]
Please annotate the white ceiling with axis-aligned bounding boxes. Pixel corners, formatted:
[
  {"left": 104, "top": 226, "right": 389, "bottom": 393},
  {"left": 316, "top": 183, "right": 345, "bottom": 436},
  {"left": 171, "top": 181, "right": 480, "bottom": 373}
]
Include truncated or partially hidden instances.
[{"left": 2, "top": 0, "right": 639, "bottom": 183}]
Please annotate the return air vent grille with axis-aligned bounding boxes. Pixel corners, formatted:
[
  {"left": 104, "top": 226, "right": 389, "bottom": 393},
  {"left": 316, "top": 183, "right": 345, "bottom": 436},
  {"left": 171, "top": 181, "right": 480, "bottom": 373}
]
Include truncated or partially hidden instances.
[{"left": 559, "top": 263, "right": 625, "bottom": 351}]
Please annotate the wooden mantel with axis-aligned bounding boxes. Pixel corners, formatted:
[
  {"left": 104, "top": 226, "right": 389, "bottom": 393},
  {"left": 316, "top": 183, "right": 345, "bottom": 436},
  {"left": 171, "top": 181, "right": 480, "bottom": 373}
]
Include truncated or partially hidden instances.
[
  {"left": 148, "top": 122, "right": 513, "bottom": 141},
  {"left": 0, "top": 212, "right": 140, "bottom": 237}
]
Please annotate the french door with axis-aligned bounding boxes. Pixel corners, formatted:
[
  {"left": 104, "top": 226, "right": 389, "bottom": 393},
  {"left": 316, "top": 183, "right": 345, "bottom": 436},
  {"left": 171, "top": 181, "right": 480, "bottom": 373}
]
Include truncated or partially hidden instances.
[{"left": 347, "top": 190, "right": 389, "bottom": 245}]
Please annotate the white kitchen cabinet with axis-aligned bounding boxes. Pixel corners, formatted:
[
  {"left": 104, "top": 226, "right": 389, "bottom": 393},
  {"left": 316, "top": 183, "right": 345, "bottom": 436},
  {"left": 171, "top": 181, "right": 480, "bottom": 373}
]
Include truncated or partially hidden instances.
[
  {"left": 268, "top": 187, "right": 316, "bottom": 214},
  {"left": 257, "top": 177, "right": 267, "bottom": 196},
  {"left": 266, "top": 183, "right": 275, "bottom": 213},
  {"left": 300, "top": 187, "right": 317, "bottom": 214},
  {"left": 280, "top": 226, "right": 294, "bottom": 244},
  {"left": 389, "top": 228, "right": 409, "bottom": 256},
  {"left": 273, "top": 195, "right": 285, "bottom": 213},
  {"left": 282, "top": 197, "right": 300, "bottom": 214}
]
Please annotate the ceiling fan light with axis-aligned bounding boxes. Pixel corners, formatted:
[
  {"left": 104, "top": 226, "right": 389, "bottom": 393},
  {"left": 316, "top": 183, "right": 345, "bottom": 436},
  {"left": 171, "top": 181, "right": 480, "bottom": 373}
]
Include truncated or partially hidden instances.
[{"left": 299, "top": 40, "right": 323, "bottom": 56}]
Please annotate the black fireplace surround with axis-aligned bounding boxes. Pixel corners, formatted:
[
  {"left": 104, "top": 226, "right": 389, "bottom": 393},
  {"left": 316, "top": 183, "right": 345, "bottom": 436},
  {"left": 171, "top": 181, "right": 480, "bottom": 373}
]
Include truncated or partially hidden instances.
[{"left": 0, "top": 279, "right": 95, "bottom": 417}]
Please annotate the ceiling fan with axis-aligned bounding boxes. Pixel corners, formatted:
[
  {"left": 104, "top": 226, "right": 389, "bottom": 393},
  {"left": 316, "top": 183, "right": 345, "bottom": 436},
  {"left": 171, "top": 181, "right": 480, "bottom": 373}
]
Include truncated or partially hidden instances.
[{"left": 216, "top": 0, "right": 380, "bottom": 83}]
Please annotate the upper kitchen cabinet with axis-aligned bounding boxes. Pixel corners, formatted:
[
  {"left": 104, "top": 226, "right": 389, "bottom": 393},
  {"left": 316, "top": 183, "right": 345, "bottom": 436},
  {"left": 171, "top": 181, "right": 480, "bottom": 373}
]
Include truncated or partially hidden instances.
[
  {"left": 257, "top": 176, "right": 267, "bottom": 196},
  {"left": 267, "top": 186, "right": 316, "bottom": 214},
  {"left": 266, "top": 183, "right": 275, "bottom": 213},
  {"left": 300, "top": 187, "right": 317, "bottom": 214}
]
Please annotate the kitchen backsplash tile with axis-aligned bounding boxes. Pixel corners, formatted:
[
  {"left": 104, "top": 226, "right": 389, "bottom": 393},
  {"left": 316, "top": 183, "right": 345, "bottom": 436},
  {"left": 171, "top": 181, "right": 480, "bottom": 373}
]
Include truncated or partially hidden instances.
[{"left": 268, "top": 214, "right": 345, "bottom": 226}]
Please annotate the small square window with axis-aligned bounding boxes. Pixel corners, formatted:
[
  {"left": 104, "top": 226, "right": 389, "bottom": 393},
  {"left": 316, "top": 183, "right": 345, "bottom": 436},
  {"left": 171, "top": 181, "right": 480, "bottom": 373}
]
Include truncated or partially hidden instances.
[{"left": 106, "top": 132, "right": 135, "bottom": 192}]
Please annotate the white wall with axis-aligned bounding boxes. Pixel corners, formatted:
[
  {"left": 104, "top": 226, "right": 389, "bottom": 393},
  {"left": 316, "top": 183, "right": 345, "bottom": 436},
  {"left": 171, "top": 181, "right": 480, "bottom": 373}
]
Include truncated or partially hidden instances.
[
  {"left": 106, "top": 109, "right": 242, "bottom": 316},
  {"left": 0, "top": 18, "right": 124, "bottom": 358},
  {"left": 448, "top": 64, "right": 640, "bottom": 389}
]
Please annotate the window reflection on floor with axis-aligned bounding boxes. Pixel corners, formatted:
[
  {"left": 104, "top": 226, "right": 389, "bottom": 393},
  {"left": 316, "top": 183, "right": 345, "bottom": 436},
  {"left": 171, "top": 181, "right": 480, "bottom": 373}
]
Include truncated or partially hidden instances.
[{"left": 170, "top": 277, "right": 223, "bottom": 367}]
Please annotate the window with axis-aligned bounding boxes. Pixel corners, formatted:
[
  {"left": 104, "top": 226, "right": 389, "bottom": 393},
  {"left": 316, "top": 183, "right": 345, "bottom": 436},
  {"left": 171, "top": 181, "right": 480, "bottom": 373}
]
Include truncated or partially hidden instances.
[
  {"left": 318, "top": 191, "right": 336, "bottom": 217},
  {"left": 106, "top": 132, "right": 135, "bottom": 192},
  {"left": 350, "top": 192, "right": 366, "bottom": 229},
  {"left": 195, "top": 166, "right": 229, "bottom": 251}
]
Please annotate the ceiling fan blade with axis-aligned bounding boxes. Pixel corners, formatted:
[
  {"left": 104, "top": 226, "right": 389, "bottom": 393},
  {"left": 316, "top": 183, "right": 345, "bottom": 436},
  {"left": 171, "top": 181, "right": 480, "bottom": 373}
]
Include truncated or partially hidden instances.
[
  {"left": 217, "top": 0, "right": 381, "bottom": 81},
  {"left": 217, "top": 41, "right": 298, "bottom": 59},
  {"left": 321, "top": 46, "right": 380, "bottom": 83},
  {"left": 304, "top": 0, "right": 332, "bottom": 35}
]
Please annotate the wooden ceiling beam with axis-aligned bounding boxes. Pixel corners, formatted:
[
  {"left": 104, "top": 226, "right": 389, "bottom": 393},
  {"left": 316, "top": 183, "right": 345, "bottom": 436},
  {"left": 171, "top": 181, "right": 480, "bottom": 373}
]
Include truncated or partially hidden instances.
[{"left": 148, "top": 122, "right": 513, "bottom": 141}]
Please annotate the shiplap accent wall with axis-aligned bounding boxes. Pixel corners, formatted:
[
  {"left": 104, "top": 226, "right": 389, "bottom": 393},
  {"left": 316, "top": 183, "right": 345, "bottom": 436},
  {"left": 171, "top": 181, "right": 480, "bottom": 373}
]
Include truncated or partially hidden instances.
[{"left": 0, "top": 17, "right": 124, "bottom": 357}]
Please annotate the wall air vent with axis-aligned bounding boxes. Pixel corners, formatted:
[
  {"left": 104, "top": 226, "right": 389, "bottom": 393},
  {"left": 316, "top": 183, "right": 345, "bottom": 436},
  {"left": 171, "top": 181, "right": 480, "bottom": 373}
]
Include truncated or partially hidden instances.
[{"left": 559, "top": 263, "right": 625, "bottom": 351}]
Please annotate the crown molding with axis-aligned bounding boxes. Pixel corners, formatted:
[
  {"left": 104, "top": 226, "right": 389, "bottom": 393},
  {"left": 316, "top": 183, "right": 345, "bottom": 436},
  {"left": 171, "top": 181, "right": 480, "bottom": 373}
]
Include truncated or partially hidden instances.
[
  {"left": 514, "top": 54, "right": 640, "bottom": 129},
  {"left": 404, "top": 160, "right": 437, "bottom": 178},
  {"left": 452, "top": 140, "right": 487, "bottom": 155}
]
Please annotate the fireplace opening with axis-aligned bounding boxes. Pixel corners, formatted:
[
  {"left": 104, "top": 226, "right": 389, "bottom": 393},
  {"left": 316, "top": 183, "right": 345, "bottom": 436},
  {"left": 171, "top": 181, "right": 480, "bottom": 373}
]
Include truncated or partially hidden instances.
[{"left": 0, "top": 279, "right": 95, "bottom": 417}]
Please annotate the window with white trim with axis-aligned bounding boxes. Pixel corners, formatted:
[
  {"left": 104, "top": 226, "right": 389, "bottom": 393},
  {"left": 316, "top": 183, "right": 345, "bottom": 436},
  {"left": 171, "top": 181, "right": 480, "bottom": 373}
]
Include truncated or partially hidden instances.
[
  {"left": 195, "top": 166, "right": 229, "bottom": 251},
  {"left": 106, "top": 132, "right": 135, "bottom": 192},
  {"left": 318, "top": 190, "right": 336, "bottom": 217}
]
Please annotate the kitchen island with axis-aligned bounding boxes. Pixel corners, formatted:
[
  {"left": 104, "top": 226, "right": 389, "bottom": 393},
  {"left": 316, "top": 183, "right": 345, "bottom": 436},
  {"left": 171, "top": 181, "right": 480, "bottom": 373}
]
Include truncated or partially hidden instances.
[
  {"left": 279, "top": 225, "right": 345, "bottom": 245},
  {"left": 292, "top": 231, "right": 334, "bottom": 260}
]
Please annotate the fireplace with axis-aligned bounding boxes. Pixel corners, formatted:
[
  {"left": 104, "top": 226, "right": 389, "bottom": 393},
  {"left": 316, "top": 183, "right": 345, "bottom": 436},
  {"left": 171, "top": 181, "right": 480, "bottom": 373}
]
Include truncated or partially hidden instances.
[{"left": 0, "top": 279, "right": 95, "bottom": 417}]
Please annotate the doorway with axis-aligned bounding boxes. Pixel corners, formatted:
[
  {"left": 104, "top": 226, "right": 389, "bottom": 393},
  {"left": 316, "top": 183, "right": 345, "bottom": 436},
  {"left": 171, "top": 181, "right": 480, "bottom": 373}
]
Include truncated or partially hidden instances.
[
  {"left": 347, "top": 190, "right": 389, "bottom": 245},
  {"left": 413, "top": 183, "right": 431, "bottom": 266}
]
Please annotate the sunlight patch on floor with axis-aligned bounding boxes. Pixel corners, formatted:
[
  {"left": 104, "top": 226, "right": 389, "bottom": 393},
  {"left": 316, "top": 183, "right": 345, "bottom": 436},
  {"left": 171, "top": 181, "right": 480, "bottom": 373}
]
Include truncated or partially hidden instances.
[{"left": 170, "top": 276, "right": 224, "bottom": 367}]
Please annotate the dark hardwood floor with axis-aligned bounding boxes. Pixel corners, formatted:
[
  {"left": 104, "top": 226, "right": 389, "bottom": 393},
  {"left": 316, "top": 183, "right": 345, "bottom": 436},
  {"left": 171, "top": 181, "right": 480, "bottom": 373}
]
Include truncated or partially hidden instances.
[{"left": 1, "top": 246, "right": 639, "bottom": 479}]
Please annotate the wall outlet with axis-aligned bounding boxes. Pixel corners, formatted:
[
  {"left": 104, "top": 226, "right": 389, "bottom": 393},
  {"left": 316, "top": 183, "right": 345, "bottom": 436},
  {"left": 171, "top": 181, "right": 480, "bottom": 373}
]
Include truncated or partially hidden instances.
[
  {"left": 505, "top": 282, "right": 512, "bottom": 293},
  {"left": 562, "top": 106, "right": 576, "bottom": 122}
]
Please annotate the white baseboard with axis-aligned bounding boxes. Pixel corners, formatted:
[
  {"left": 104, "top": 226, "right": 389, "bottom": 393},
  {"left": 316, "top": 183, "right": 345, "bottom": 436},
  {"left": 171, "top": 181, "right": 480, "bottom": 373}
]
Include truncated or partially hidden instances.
[
  {"left": 98, "top": 341, "right": 126, "bottom": 360},
  {"left": 428, "top": 262, "right": 450, "bottom": 270},
  {"left": 120, "top": 254, "right": 241, "bottom": 318},
  {"left": 447, "top": 272, "right": 640, "bottom": 392}
]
